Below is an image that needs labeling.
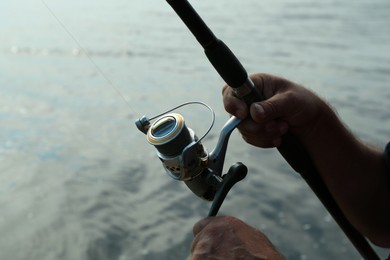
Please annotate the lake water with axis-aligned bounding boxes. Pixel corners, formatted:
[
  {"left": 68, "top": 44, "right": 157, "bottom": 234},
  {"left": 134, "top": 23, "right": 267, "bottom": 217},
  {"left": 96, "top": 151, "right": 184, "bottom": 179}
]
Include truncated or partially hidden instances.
[{"left": 1, "top": 0, "right": 389, "bottom": 259}]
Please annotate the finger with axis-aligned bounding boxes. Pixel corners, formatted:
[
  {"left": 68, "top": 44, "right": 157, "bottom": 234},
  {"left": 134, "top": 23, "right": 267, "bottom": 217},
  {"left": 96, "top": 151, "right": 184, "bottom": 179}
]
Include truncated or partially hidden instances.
[
  {"left": 223, "top": 73, "right": 290, "bottom": 121},
  {"left": 223, "top": 73, "right": 285, "bottom": 119},
  {"left": 222, "top": 85, "right": 248, "bottom": 119},
  {"left": 192, "top": 217, "right": 214, "bottom": 236},
  {"left": 264, "top": 120, "right": 289, "bottom": 135},
  {"left": 238, "top": 119, "right": 289, "bottom": 148},
  {"left": 243, "top": 134, "right": 283, "bottom": 148},
  {"left": 250, "top": 91, "right": 296, "bottom": 123},
  {"left": 237, "top": 117, "right": 265, "bottom": 134},
  {"left": 241, "top": 131, "right": 282, "bottom": 148},
  {"left": 237, "top": 118, "right": 288, "bottom": 137},
  {"left": 250, "top": 73, "right": 290, "bottom": 98}
]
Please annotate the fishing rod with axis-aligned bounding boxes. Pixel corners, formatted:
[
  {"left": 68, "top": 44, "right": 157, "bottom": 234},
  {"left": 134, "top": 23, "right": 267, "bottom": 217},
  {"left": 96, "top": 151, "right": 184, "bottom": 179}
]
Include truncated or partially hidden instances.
[{"left": 136, "top": 0, "right": 379, "bottom": 259}]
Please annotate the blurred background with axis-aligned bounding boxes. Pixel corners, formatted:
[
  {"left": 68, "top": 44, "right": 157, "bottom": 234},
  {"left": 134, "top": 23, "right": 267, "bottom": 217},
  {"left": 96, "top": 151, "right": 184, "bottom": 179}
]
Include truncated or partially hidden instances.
[{"left": 1, "top": 0, "right": 389, "bottom": 259}]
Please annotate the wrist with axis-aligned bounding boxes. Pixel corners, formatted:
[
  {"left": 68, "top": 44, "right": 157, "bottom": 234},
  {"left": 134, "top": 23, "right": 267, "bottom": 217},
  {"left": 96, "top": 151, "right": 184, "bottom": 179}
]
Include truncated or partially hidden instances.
[{"left": 299, "top": 100, "right": 338, "bottom": 146}]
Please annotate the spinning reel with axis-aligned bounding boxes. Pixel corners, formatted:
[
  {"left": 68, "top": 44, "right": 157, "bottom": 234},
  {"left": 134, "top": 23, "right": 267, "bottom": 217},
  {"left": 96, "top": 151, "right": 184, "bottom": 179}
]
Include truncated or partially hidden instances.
[{"left": 135, "top": 102, "right": 247, "bottom": 216}]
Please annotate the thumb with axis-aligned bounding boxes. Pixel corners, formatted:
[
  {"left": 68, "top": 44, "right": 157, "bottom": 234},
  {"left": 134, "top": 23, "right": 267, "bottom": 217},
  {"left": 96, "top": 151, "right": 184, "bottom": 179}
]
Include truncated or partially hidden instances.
[{"left": 250, "top": 93, "right": 291, "bottom": 123}]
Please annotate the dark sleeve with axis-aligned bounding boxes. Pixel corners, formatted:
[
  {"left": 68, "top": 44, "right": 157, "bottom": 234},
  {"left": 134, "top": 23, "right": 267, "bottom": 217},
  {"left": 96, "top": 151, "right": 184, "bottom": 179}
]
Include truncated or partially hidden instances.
[
  {"left": 385, "top": 142, "right": 390, "bottom": 189},
  {"left": 383, "top": 144, "right": 390, "bottom": 260}
]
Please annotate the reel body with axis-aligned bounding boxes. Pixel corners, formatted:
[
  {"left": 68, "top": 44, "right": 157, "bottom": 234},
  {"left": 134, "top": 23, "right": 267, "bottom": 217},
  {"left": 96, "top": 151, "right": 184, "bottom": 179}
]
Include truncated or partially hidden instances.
[{"left": 136, "top": 102, "right": 246, "bottom": 204}]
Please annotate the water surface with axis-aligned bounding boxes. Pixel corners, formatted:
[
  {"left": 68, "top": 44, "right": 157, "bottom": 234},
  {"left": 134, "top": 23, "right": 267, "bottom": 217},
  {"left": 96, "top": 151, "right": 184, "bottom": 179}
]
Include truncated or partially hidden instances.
[{"left": 1, "top": 0, "right": 389, "bottom": 259}]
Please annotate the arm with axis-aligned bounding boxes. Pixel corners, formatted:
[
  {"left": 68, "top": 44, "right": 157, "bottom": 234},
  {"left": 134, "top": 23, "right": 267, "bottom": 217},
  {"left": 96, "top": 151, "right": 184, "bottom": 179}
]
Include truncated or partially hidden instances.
[
  {"left": 299, "top": 99, "right": 390, "bottom": 247},
  {"left": 223, "top": 73, "right": 390, "bottom": 247}
]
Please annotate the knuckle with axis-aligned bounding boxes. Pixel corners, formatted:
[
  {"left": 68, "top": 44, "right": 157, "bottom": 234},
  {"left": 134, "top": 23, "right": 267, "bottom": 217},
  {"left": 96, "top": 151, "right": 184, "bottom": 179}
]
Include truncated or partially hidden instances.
[
  {"left": 284, "top": 90, "right": 299, "bottom": 105},
  {"left": 262, "top": 100, "right": 277, "bottom": 116},
  {"left": 224, "top": 101, "right": 236, "bottom": 114},
  {"left": 222, "top": 84, "right": 229, "bottom": 95}
]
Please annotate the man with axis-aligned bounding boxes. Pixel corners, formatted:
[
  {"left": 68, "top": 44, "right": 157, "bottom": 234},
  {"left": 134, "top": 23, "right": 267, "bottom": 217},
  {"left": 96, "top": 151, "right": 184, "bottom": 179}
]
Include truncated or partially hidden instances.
[{"left": 190, "top": 73, "right": 390, "bottom": 259}]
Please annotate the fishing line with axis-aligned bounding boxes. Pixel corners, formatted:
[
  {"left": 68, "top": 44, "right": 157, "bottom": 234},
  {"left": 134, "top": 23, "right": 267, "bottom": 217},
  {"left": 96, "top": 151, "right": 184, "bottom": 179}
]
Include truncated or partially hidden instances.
[{"left": 41, "top": 0, "right": 139, "bottom": 117}]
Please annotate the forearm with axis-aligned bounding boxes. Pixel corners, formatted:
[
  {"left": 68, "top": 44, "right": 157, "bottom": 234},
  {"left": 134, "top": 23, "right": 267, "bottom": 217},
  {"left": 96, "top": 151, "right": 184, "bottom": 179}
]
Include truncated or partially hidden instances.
[{"left": 300, "top": 103, "right": 390, "bottom": 246}]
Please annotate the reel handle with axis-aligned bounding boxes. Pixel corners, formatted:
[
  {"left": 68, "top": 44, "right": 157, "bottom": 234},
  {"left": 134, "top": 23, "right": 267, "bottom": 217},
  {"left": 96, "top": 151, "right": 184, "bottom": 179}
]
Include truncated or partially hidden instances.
[{"left": 208, "top": 162, "right": 247, "bottom": 217}]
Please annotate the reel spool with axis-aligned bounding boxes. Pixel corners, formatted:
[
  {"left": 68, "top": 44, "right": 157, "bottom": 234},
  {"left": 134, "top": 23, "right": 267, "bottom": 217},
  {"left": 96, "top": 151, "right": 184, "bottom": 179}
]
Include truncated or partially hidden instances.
[{"left": 146, "top": 113, "right": 208, "bottom": 181}]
